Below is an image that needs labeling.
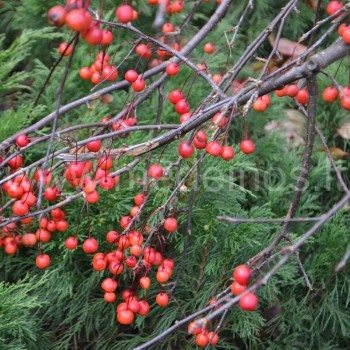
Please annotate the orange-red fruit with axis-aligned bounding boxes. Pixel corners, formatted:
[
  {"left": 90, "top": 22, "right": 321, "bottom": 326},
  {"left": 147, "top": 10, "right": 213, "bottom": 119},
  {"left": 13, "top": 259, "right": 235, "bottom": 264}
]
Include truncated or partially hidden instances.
[
  {"left": 117, "top": 309, "right": 134, "bottom": 324},
  {"left": 101, "top": 278, "right": 117, "bottom": 293},
  {"left": 135, "top": 44, "right": 152, "bottom": 59},
  {"left": 175, "top": 99, "right": 190, "bottom": 114},
  {"left": 230, "top": 281, "right": 247, "bottom": 295},
  {"left": 16, "top": 134, "right": 29, "bottom": 147},
  {"left": 109, "top": 260, "right": 124, "bottom": 275},
  {"left": 196, "top": 333, "right": 209, "bottom": 347},
  {"left": 178, "top": 141, "right": 194, "bottom": 158},
  {"left": 47, "top": 5, "right": 66, "bottom": 27},
  {"left": 326, "top": 1, "right": 343, "bottom": 16},
  {"left": 79, "top": 67, "right": 91, "bottom": 80},
  {"left": 275, "top": 86, "right": 287, "bottom": 97},
  {"left": 322, "top": 86, "right": 339, "bottom": 103},
  {"left": 21, "top": 233, "right": 37, "bottom": 246},
  {"left": 296, "top": 88, "right": 309, "bottom": 105},
  {"left": 212, "top": 113, "right": 227, "bottom": 127},
  {"left": 65, "top": 9, "right": 92, "bottom": 32},
  {"left": 194, "top": 131, "right": 207, "bottom": 149},
  {"left": 286, "top": 84, "right": 299, "bottom": 98},
  {"left": 239, "top": 292, "right": 258, "bottom": 311},
  {"left": 156, "top": 292, "right": 169, "bottom": 306},
  {"left": 148, "top": 164, "right": 164, "bottom": 179},
  {"left": 162, "top": 22, "right": 174, "bottom": 33},
  {"left": 138, "top": 300, "right": 150, "bottom": 316},
  {"left": 12, "top": 201, "right": 29, "bottom": 216},
  {"left": 81, "top": 177, "right": 96, "bottom": 193},
  {"left": 188, "top": 321, "right": 202, "bottom": 335},
  {"left": 83, "top": 23, "right": 103, "bottom": 45},
  {"left": 342, "top": 28, "right": 350, "bottom": 44},
  {"left": 36, "top": 228, "right": 51, "bottom": 243},
  {"left": 85, "top": 190, "right": 99, "bottom": 203},
  {"left": 140, "top": 276, "right": 151, "bottom": 289},
  {"left": 240, "top": 140, "right": 255, "bottom": 154},
  {"left": 208, "top": 332, "right": 219, "bottom": 345},
  {"left": 65, "top": 236, "right": 78, "bottom": 250},
  {"left": 132, "top": 78, "right": 146, "bottom": 92},
  {"left": 233, "top": 265, "right": 252, "bottom": 285},
  {"left": 104, "top": 292, "right": 117, "bottom": 303},
  {"left": 253, "top": 98, "right": 267, "bottom": 112},
  {"left": 221, "top": 145, "right": 235, "bottom": 161},
  {"left": 8, "top": 155, "right": 23, "bottom": 169},
  {"left": 134, "top": 193, "right": 145, "bottom": 206},
  {"left": 166, "top": 63, "right": 179, "bottom": 76},
  {"left": 86, "top": 140, "right": 101, "bottom": 152},
  {"left": 82, "top": 237, "right": 98, "bottom": 254},
  {"left": 204, "top": 42, "right": 215, "bottom": 54},
  {"left": 168, "top": 89, "right": 184, "bottom": 104},
  {"left": 115, "top": 5, "right": 134, "bottom": 23},
  {"left": 101, "top": 30, "right": 113, "bottom": 45},
  {"left": 212, "top": 74, "right": 222, "bottom": 84},
  {"left": 206, "top": 141, "right": 222, "bottom": 157},
  {"left": 36, "top": 254, "right": 51, "bottom": 269},
  {"left": 164, "top": 217, "right": 178, "bottom": 232},
  {"left": 180, "top": 112, "right": 192, "bottom": 123},
  {"left": 56, "top": 220, "right": 68, "bottom": 232},
  {"left": 341, "top": 97, "right": 350, "bottom": 110},
  {"left": 125, "top": 69, "right": 138, "bottom": 83},
  {"left": 156, "top": 270, "right": 170, "bottom": 283}
]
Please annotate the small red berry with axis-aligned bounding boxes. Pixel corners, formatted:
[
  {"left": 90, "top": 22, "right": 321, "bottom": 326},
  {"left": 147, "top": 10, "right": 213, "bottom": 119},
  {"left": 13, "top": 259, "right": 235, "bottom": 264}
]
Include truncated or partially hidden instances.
[
  {"left": 169, "top": 90, "right": 184, "bottom": 104},
  {"left": 322, "top": 86, "right": 339, "bottom": 103},
  {"left": 116, "top": 5, "right": 134, "bottom": 23},
  {"left": 342, "top": 28, "right": 350, "bottom": 44},
  {"left": 326, "top": 1, "right": 343, "bottom": 16},
  {"left": 204, "top": 42, "right": 215, "bottom": 54},
  {"left": 230, "top": 281, "right": 247, "bottom": 295},
  {"left": 166, "top": 63, "right": 179, "bottom": 76},
  {"left": 47, "top": 5, "right": 66, "bottom": 27},
  {"left": 65, "top": 236, "right": 78, "bottom": 250},
  {"left": 178, "top": 141, "right": 194, "bottom": 158},
  {"left": 196, "top": 333, "right": 209, "bottom": 347},
  {"left": 175, "top": 99, "right": 190, "bottom": 114},
  {"left": 117, "top": 309, "right": 134, "bottom": 324},
  {"left": 36, "top": 254, "right": 51, "bottom": 269},
  {"left": 162, "top": 22, "right": 174, "bottom": 33},
  {"left": 221, "top": 145, "right": 235, "bottom": 161},
  {"left": 296, "top": 88, "right": 309, "bottom": 105},
  {"left": 156, "top": 292, "right": 169, "bottom": 306},
  {"left": 16, "top": 134, "right": 29, "bottom": 147},
  {"left": 233, "top": 265, "right": 252, "bottom": 285},
  {"left": 164, "top": 217, "right": 178, "bottom": 232},
  {"left": 132, "top": 78, "right": 146, "bottom": 92},
  {"left": 82, "top": 237, "right": 98, "bottom": 254},
  {"left": 59, "top": 42, "right": 73, "bottom": 56},
  {"left": 239, "top": 292, "right": 258, "bottom": 311},
  {"left": 286, "top": 85, "right": 299, "bottom": 98},
  {"left": 240, "top": 140, "right": 255, "bottom": 154},
  {"left": 148, "top": 164, "right": 164, "bottom": 179},
  {"left": 253, "top": 98, "right": 267, "bottom": 112},
  {"left": 206, "top": 141, "right": 222, "bottom": 157},
  {"left": 125, "top": 70, "right": 138, "bottom": 83}
]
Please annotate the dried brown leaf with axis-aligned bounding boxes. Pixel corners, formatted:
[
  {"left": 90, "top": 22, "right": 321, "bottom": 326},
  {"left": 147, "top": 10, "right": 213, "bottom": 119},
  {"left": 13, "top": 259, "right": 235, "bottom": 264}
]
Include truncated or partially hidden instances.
[
  {"left": 305, "top": 0, "right": 318, "bottom": 10},
  {"left": 337, "top": 122, "right": 350, "bottom": 140},
  {"left": 275, "top": 38, "right": 307, "bottom": 58}
]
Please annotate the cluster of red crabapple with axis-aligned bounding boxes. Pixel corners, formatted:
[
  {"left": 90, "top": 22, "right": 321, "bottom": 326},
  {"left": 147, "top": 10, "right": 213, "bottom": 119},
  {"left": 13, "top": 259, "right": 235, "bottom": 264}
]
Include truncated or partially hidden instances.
[{"left": 186, "top": 264, "right": 257, "bottom": 347}]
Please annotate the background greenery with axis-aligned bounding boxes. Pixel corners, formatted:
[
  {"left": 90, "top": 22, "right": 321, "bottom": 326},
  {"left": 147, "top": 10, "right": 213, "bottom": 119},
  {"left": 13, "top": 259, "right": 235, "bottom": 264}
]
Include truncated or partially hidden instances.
[{"left": 0, "top": 0, "right": 349, "bottom": 349}]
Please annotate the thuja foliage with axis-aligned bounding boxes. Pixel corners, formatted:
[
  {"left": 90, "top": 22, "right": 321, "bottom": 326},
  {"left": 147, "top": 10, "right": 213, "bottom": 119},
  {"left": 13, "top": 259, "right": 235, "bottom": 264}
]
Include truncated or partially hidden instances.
[{"left": 0, "top": 0, "right": 350, "bottom": 349}]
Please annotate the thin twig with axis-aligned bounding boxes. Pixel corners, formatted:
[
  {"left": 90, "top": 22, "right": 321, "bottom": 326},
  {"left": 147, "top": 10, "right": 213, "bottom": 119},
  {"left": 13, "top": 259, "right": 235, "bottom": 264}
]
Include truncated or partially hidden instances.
[{"left": 217, "top": 216, "right": 322, "bottom": 224}]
